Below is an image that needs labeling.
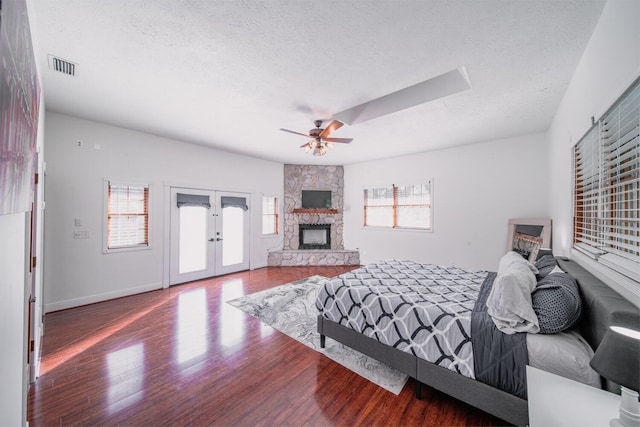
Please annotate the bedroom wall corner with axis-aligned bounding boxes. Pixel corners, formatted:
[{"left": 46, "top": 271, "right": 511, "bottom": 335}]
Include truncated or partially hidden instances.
[
  {"left": 547, "top": 0, "right": 640, "bottom": 296},
  {"left": 343, "top": 132, "right": 549, "bottom": 271},
  {"left": 548, "top": 0, "right": 640, "bottom": 257}
]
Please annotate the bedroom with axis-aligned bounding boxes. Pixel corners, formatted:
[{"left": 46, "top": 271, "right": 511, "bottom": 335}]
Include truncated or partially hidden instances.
[{"left": 1, "top": 0, "right": 639, "bottom": 425}]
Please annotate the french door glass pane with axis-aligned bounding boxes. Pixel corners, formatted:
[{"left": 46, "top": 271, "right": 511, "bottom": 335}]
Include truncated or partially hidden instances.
[
  {"left": 179, "top": 206, "right": 207, "bottom": 274},
  {"left": 222, "top": 206, "right": 244, "bottom": 266}
]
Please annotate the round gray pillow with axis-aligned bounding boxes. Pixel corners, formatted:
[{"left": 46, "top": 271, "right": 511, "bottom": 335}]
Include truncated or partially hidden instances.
[{"left": 532, "top": 273, "right": 582, "bottom": 334}]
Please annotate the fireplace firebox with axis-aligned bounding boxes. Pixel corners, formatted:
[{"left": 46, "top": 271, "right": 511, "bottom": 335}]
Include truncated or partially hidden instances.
[{"left": 299, "top": 224, "right": 331, "bottom": 250}]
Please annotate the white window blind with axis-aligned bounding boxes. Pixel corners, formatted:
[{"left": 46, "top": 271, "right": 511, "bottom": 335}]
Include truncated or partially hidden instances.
[
  {"left": 396, "top": 184, "right": 431, "bottom": 229},
  {"left": 573, "top": 78, "right": 639, "bottom": 281},
  {"left": 364, "top": 182, "right": 432, "bottom": 230},
  {"left": 262, "top": 196, "right": 278, "bottom": 235},
  {"left": 364, "top": 186, "right": 394, "bottom": 227},
  {"left": 574, "top": 125, "right": 603, "bottom": 257},
  {"left": 107, "top": 183, "right": 149, "bottom": 249}
]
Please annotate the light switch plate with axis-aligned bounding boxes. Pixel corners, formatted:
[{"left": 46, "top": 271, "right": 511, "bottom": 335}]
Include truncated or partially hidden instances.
[{"left": 73, "top": 230, "right": 90, "bottom": 239}]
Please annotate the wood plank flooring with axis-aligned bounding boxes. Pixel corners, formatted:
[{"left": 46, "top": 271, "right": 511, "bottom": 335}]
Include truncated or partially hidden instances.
[{"left": 28, "top": 266, "right": 507, "bottom": 426}]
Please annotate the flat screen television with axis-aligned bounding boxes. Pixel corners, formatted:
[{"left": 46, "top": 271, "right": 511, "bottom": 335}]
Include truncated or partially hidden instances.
[{"left": 301, "top": 190, "right": 331, "bottom": 209}]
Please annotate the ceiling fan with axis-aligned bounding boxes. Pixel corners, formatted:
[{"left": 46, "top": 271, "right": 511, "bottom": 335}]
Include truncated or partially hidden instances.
[{"left": 280, "top": 120, "right": 353, "bottom": 156}]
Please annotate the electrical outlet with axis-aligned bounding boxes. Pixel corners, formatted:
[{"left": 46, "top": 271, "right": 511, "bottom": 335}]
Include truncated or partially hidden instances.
[
  {"left": 73, "top": 230, "right": 90, "bottom": 239},
  {"left": 74, "top": 218, "right": 82, "bottom": 227}
]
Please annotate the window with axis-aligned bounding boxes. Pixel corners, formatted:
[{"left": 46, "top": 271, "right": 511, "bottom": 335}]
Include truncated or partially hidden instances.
[
  {"left": 262, "top": 196, "right": 278, "bottom": 235},
  {"left": 105, "top": 181, "right": 150, "bottom": 251},
  {"left": 363, "top": 182, "right": 432, "bottom": 230},
  {"left": 573, "top": 77, "right": 639, "bottom": 281}
]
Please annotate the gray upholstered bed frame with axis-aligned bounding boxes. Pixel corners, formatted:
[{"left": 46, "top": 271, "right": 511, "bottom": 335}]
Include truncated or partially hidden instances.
[{"left": 317, "top": 257, "right": 640, "bottom": 426}]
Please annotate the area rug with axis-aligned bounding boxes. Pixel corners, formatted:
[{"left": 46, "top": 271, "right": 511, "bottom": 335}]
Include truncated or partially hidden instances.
[{"left": 226, "top": 276, "right": 408, "bottom": 395}]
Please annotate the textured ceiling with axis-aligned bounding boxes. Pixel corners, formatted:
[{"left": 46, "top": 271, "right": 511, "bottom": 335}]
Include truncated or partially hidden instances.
[{"left": 32, "top": 0, "right": 606, "bottom": 165}]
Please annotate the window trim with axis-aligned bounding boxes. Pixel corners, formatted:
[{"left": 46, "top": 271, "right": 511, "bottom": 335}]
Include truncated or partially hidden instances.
[
  {"left": 261, "top": 195, "right": 279, "bottom": 236},
  {"left": 572, "top": 76, "right": 639, "bottom": 282},
  {"left": 362, "top": 181, "right": 433, "bottom": 231},
  {"left": 103, "top": 179, "right": 152, "bottom": 253}
]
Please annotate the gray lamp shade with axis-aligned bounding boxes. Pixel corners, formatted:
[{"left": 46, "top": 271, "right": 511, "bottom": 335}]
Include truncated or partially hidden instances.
[{"left": 590, "top": 319, "right": 640, "bottom": 392}]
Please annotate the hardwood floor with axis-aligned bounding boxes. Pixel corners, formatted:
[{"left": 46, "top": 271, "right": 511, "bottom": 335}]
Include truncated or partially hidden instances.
[{"left": 28, "top": 266, "right": 507, "bottom": 426}]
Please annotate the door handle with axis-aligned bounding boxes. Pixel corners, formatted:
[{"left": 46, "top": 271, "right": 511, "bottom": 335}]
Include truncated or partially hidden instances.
[
  {"left": 216, "top": 238, "right": 223, "bottom": 241},
  {"left": 208, "top": 238, "right": 223, "bottom": 242}
]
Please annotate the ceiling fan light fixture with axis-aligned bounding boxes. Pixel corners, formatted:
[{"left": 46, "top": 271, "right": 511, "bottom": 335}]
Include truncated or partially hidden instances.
[
  {"left": 313, "top": 145, "right": 326, "bottom": 156},
  {"left": 284, "top": 120, "right": 352, "bottom": 156}
]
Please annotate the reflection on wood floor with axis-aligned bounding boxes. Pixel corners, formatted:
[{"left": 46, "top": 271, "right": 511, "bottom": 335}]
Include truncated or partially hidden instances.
[{"left": 28, "top": 266, "right": 505, "bottom": 426}]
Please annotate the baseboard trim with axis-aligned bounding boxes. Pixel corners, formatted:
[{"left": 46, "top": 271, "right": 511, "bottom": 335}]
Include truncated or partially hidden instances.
[
  {"left": 44, "top": 281, "right": 163, "bottom": 313},
  {"left": 251, "top": 261, "right": 268, "bottom": 270}
]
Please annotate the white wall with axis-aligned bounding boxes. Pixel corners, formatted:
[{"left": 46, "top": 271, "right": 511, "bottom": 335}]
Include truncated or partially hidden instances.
[
  {"left": 0, "top": 213, "right": 29, "bottom": 427},
  {"left": 548, "top": 0, "right": 640, "bottom": 302},
  {"left": 344, "top": 132, "right": 548, "bottom": 271},
  {"left": 44, "top": 113, "right": 283, "bottom": 312}
]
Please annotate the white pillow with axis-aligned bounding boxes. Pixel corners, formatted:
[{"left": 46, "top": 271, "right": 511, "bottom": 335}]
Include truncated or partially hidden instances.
[
  {"left": 498, "top": 251, "right": 539, "bottom": 275},
  {"left": 527, "top": 330, "right": 601, "bottom": 387},
  {"left": 487, "top": 262, "right": 540, "bottom": 334}
]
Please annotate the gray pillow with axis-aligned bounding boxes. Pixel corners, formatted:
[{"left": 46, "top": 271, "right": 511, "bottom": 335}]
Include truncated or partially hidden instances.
[
  {"left": 534, "top": 254, "right": 558, "bottom": 279},
  {"left": 531, "top": 273, "right": 582, "bottom": 334}
]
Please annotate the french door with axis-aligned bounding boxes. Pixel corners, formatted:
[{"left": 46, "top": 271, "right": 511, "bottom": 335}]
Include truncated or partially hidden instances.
[{"left": 169, "top": 188, "right": 250, "bottom": 285}]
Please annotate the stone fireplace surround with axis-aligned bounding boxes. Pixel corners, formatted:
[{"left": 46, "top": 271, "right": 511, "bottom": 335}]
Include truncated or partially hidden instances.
[{"left": 267, "top": 165, "right": 359, "bottom": 266}]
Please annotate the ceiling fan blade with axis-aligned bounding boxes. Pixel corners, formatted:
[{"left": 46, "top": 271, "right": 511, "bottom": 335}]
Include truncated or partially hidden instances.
[
  {"left": 323, "top": 137, "right": 352, "bottom": 144},
  {"left": 333, "top": 67, "right": 471, "bottom": 125},
  {"left": 319, "top": 120, "right": 344, "bottom": 138},
  {"left": 280, "top": 128, "right": 311, "bottom": 138}
]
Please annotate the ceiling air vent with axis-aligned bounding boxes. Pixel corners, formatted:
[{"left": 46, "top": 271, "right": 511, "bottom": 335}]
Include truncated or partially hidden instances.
[{"left": 48, "top": 55, "right": 77, "bottom": 76}]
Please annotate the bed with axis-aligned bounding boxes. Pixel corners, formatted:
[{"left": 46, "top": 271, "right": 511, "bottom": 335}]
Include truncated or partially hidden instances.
[{"left": 316, "top": 256, "right": 640, "bottom": 426}]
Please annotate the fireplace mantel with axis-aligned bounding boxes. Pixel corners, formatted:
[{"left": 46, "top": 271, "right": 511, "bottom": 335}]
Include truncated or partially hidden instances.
[{"left": 292, "top": 208, "right": 338, "bottom": 214}]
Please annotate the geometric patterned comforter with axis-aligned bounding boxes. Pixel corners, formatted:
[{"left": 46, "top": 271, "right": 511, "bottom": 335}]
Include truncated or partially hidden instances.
[{"left": 316, "top": 259, "right": 488, "bottom": 379}]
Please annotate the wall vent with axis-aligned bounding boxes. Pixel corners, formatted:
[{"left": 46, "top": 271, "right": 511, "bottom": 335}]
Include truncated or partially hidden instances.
[{"left": 47, "top": 55, "right": 77, "bottom": 76}]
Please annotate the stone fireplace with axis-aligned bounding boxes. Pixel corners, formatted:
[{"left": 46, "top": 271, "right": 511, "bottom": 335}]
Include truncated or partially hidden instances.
[
  {"left": 281, "top": 164, "right": 343, "bottom": 250},
  {"left": 267, "top": 164, "right": 359, "bottom": 266}
]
